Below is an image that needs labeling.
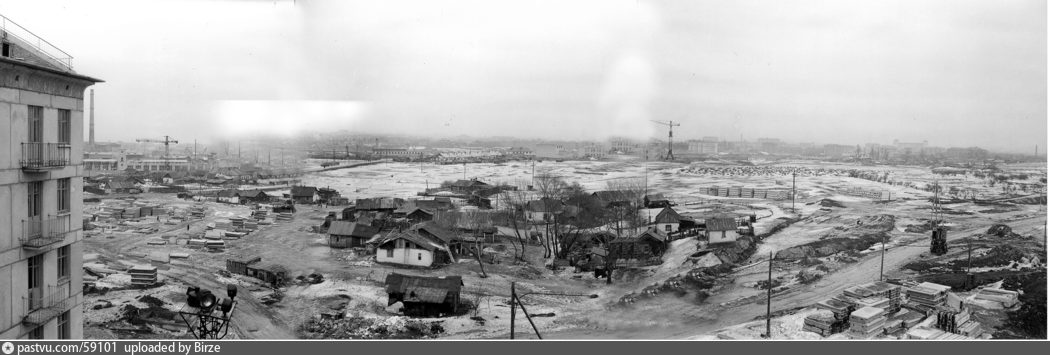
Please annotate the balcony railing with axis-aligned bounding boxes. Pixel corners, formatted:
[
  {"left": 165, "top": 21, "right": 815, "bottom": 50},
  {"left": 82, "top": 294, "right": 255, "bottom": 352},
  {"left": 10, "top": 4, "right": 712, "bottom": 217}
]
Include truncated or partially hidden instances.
[
  {"left": 21, "top": 214, "right": 72, "bottom": 250},
  {"left": 20, "top": 142, "right": 71, "bottom": 170},
  {"left": 22, "top": 284, "right": 70, "bottom": 326}
]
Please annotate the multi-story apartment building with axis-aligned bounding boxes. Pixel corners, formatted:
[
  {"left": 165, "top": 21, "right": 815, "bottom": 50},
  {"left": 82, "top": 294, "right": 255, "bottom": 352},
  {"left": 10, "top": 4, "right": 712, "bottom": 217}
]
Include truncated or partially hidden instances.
[{"left": 1, "top": 15, "right": 102, "bottom": 339}]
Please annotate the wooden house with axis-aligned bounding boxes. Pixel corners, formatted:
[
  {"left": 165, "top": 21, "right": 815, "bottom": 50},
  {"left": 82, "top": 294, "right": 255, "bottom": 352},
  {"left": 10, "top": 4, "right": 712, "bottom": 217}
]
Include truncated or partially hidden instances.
[
  {"left": 607, "top": 229, "right": 668, "bottom": 267},
  {"left": 705, "top": 217, "right": 741, "bottom": 245},
  {"left": 385, "top": 273, "right": 463, "bottom": 317},
  {"left": 327, "top": 221, "right": 380, "bottom": 248}
]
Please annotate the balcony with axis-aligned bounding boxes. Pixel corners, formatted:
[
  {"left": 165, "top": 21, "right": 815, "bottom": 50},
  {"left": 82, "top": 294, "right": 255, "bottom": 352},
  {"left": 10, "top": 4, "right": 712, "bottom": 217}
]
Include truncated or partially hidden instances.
[
  {"left": 22, "top": 284, "right": 71, "bottom": 326},
  {"left": 20, "top": 142, "right": 71, "bottom": 171},
  {"left": 20, "top": 215, "right": 72, "bottom": 250}
]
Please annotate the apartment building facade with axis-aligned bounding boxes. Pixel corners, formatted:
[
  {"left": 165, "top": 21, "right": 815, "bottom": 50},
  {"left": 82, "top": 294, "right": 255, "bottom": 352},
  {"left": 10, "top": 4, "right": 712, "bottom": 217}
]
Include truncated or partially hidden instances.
[{"left": 1, "top": 17, "right": 102, "bottom": 339}]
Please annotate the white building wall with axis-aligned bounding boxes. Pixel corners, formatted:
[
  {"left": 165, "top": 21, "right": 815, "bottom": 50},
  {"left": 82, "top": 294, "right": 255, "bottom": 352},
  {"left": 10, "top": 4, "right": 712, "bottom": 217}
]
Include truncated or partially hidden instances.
[{"left": 376, "top": 246, "right": 435, "bottom": 267}]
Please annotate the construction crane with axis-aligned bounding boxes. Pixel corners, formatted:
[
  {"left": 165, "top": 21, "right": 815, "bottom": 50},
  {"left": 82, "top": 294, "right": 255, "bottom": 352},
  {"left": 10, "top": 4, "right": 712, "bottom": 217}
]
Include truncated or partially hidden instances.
[
  {"left": 136, "top": 135, "right": 179, "bottom": 169},
  {"left": 651, "top": 120, "right": 681, "bottom": 160}
]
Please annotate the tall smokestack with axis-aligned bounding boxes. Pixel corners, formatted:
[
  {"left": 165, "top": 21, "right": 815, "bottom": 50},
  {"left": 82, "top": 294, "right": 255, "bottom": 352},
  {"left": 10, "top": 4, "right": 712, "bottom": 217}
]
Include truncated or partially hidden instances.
[{"left": 89, "top": 89, "right": 95, "bottom": 148}]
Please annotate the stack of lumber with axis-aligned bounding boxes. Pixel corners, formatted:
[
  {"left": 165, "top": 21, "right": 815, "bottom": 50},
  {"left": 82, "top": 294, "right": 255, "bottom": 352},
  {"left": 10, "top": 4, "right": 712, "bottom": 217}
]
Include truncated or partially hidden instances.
[
  {"left": 906, "top": 282, "right": 949, "bottom": 312},
  {"left": 243, "top": 221, "right": 259, "bottom": 231},
  {"left": 190, "top": 208, "right": 206, "bottom": 219},
  {"left": 868, "top": 281, "right": 902, "bottom": 313},
  {"left": 906, "top": 327, "right": 976, "bottom": 340},
  {"left": 276, "top": 213, "right": 294, "bottom": 222},
  {"left": 888, "top": 308, "right": 926, "bottom": 329},
  {"left": 815, "top": 298, "right": 854, "bottom": 321},
  {"left": 253, "top": 210, "right": 269, "bottom": 220},
  {"left": 204, "top": 230, "right": 224, "bottom": 240},
  {"left": 803, "top": 310, "right": 838, "bottom": 336},
  {"left": 937, "top": 307, "right": 981, "bottom": 336},
  {"left": 854, "top": 296, "right": 891, "bottom": 310},
  {"left": 206, "top": 240, "right": 226, "bottom": 250},
  {"left": 128, "top": 265, "right": 158, "bottom": 286},
  {"left": 231, "top": 218, "right": 245, "bottom": 229},
  {"left": 975, "top": 288, "right": 1020, "bottom": 308},
  {"left": 848, "top": 306, "right": 887, "bottom": 339}
]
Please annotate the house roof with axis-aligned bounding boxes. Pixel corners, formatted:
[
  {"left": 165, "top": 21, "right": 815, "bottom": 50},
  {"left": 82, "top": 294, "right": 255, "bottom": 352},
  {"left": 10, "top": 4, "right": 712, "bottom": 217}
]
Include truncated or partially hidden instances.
[
  {"left": 654, "top": 207, "right": 681, "bottom": 224},
  {"left": 328, "top": 221, "right": 379, "bottom": 238},
  {"left": 592, "top": 190, "right": 632, "bottom": 202},
  {"left": 610, "top": 229, "right": 667, "bottom": 244},
  {"left": 239, "top": 189, "right": 269, "bottom": 198},
  {"left": 377, "top": 230, "right": 448, "bottom": 251},
  {"left": 413, "top": 222, "right": 458, "bottom": 244},
  {"left": 450, "top": 179, "right": 489, "bottom": 188},
  {"left": 291, "top": 186, "right": 318, "bottom": 197},
  {"left": 406, "top": 208, "right": 435, "bottom": 217},
  {"left": 705, "top": 217, "right": 738, "bottom": 231},
  {"left": 526, "top": 198, "right": 564, "bottom": 213},
  {"left": 356, "top": 197, "right": 403, "bottom": 210},
  {"left": 645, "top": 193, "right": 667, "bottom": 201},
  {"left": 217, "top": 189, "right": 240, "bottom": 198},
  {"left": 385, "top": 273, "right": 463, "bottom": 303}
]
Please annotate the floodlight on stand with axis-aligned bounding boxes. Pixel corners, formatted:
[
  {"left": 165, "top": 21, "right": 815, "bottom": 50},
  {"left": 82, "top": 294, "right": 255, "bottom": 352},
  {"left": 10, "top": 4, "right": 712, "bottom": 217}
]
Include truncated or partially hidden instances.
[
  {"left": 219, "top": 298, "right": 234, "bottom": 315},
  {"left": 186, "top": 286, "right": 201, "bottom": 308},
  {"left": 199, "top": 290, "right": 216, "bottom": 312},
  {"left": 227, "top": 284, "right": 238, "bottom": 299}
]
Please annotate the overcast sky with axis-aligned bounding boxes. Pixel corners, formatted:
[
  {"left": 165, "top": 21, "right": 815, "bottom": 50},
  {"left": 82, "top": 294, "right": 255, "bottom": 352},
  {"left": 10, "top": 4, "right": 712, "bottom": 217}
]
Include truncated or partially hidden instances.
[{"left": 1, "top": 0, "right": 1045, "bottom": 152}]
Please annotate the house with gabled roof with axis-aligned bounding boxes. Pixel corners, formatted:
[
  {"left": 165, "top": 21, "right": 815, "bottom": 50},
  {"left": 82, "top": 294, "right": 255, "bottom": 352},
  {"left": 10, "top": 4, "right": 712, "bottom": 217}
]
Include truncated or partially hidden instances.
[
  {"left": 328, "top": 221, "right": 380, "bottom": 248},
  {"left": 705, "top": 216, "right": 741, "bottom": 245},
  {"left": 385, "top": 273, "right": 463, "bottom": 317},
  {"left": 375, "top": 229, "right": 454, "bottom": 268}
]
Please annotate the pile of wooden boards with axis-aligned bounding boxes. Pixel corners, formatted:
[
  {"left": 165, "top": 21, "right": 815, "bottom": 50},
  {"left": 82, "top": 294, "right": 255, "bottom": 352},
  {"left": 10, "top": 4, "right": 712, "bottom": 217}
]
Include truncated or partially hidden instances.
[
  {"left": 905, "top": 282, "right": 951, "bottom": 313},
  {"left": 936, "top": 307, "right": 981, "bottom": 337},
  {"left": 803, "top": 310, "right": 839, "bottom": 336},
  {"left": 906, "top": 327, "right": 975, "bottom": 340},
  {"left": 849, "top": 306, "right": 887, "bottom": 339},
  {"left": 974, "top": 288, "right": 1019, "bottom": 308},
  {"left": 128, "top": 265, "right": 158, "bottom": 286},
  {"left": 276, "top": 213, "right": 294, "bottom": 222}
]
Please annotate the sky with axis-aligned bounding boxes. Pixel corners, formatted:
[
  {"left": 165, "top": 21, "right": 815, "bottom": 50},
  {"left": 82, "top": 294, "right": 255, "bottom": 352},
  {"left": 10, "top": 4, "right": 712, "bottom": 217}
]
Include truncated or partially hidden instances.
[{"left": 0, "top": 0, "right": 1045, "bottom": 153}]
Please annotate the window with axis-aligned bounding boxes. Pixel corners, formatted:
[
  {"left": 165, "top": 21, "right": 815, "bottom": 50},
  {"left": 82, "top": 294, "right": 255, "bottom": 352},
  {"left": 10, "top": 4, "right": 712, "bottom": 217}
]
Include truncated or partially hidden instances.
[
  {"left": 58, "top": 311, "right": 71, "bottom": 339},
  {"left": 58, "top": 245, "right": 71, "bottom": 280},
  {"left": 28, "top": 326, "right": 43, "bottom": 340},
  {"left": 28, "top": 181, "right": 42, "bottom": 218},
  {"left": 2, "top": 42, "right": 10, "bottom": 57},
  {"left": 665, "top": 224, "right": 672, "bottom": 232},
  {"left": 386, "top": 248, "right": 394, "bottom": 258},
  {"left": 28, "top": 106, "right": 43, "bottom": 142},
  {"left": 58, "top": 178, "right": 71, "bottom": 213},
  {"left": 417, "top": 253, "right": 422, "bottom": 260},
  {"left": 58, "top": 109, "right": 71, "bottom": 144},
  {"left": 28, "top": 254, "right": 43, "bottom": 310}
]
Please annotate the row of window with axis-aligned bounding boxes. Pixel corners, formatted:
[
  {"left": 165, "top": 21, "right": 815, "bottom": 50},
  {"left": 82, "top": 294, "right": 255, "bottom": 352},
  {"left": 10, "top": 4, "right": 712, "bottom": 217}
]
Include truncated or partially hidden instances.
[
  {"left": 27, "top": 105, "right": 72, "bottom": 144},
  {"left": 28, "top": 178, "right": 71, "bottom": 217}
]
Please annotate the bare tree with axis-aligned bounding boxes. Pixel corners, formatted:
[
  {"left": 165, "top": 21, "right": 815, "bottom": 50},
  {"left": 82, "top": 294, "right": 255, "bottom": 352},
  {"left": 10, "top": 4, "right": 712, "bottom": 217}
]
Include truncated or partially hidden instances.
[
  {"left": 534, "top": 172, "right": 571, "bottom": 259},
  {"left": 503, "top": 179, "right": 535, "bottom": 261},
  {"left": 605, "top": 177, "right": 646, "bottom": 236},
  {"left": 460, "top": 209, "right": 491, "bottom": 278}
]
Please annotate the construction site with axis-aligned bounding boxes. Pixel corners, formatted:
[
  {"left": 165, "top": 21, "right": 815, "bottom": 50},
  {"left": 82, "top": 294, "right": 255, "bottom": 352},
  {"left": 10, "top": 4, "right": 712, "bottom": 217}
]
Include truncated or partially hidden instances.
[{"left": 75, "top": 155, "right": 1047, "bottom": 340}]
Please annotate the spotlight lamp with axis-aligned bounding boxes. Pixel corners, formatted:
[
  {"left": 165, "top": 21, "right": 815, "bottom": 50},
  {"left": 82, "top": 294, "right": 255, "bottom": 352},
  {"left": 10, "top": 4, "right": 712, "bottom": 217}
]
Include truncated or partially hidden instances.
[{"left": 179, "top": 284, "right": 238, "bottom": 339}]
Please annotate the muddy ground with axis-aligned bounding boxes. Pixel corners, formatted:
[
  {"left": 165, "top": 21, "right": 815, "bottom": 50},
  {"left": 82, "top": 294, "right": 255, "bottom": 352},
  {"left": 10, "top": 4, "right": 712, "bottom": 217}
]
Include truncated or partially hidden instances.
[{"left": 82, "top": 160, "right": 1046, "bottom": 339}]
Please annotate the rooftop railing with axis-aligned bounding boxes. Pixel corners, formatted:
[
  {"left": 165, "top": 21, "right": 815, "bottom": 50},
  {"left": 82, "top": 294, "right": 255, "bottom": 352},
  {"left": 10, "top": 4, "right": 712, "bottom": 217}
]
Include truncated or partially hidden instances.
[{"left": 1, "top": 13, "right": 74, "bottom": 71}]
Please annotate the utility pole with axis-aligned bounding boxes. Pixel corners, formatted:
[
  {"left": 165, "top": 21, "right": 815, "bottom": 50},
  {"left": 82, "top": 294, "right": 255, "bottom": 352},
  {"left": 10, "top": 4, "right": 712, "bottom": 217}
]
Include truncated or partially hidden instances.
[
  {"left": 791, "top": 170, "right": 797, "bottom": 213},
  {"left": 764, "top": 251, "right": 773, "bottom": 338},
  {"left": 880, "top": 236, "right": 886, "bottom": 281},
  {"left": 510, "top": 282, "right": 516, "bottom": 339}
]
